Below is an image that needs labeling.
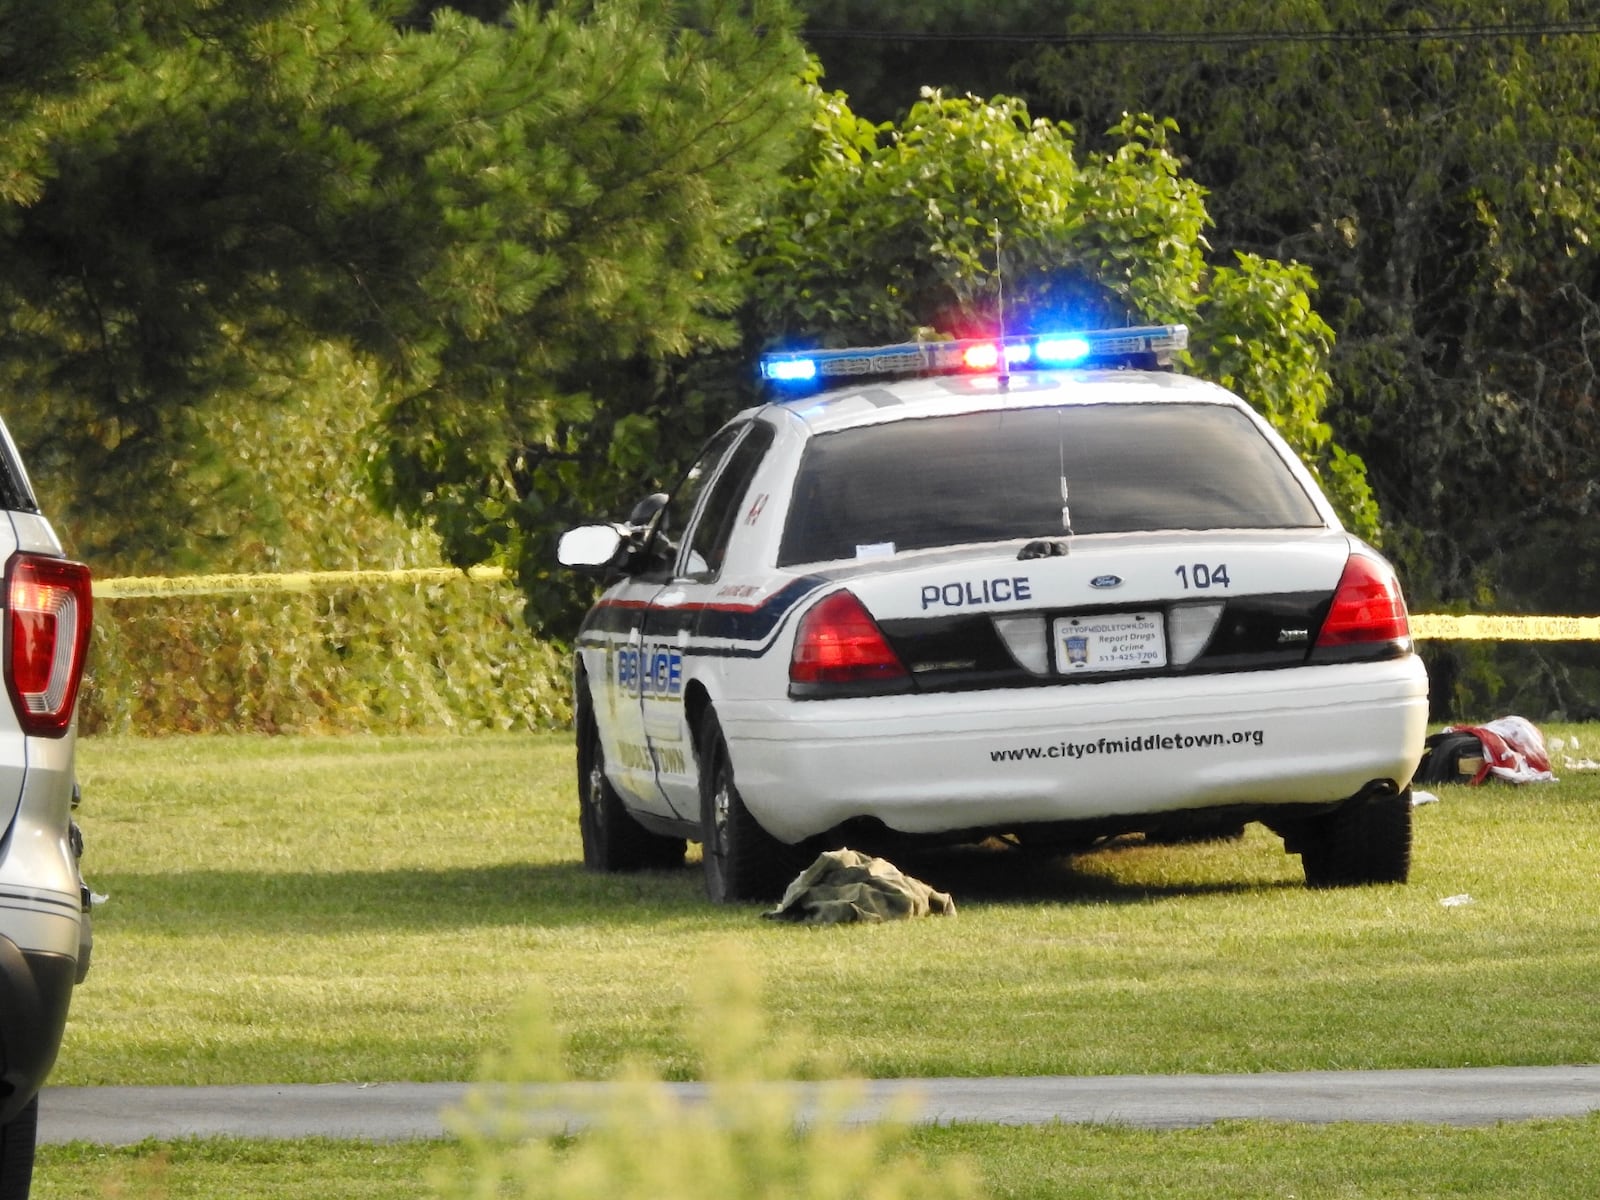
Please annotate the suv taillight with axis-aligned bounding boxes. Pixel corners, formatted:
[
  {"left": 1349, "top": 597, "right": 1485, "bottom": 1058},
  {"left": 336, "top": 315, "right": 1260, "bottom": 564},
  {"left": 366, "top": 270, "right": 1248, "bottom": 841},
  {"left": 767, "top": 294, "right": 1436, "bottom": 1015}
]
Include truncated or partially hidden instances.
[
  {"left": 789, "top": 590, "right": 910, "bottom": 697},
  {"left": 5, "top": 553, "right": 93, "bottom": 737},
  {"left": 1312, "top": 552, "right": 1410, "bottom": 659}
]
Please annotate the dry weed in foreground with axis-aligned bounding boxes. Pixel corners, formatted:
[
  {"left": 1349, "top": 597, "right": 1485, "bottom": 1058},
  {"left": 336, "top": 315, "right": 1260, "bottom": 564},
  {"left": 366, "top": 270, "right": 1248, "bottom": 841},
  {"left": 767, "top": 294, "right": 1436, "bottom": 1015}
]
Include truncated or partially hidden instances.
[{"left": 438, "top": 948, "right": 985, "bottom": 1200}]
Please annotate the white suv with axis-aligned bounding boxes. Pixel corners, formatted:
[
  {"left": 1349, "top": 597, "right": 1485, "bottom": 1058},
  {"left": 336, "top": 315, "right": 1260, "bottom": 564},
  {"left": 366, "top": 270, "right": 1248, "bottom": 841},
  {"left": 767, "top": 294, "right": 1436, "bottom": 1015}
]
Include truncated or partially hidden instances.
[{"left": 0, "top": 420, "right": 93, "bottom": 1196}]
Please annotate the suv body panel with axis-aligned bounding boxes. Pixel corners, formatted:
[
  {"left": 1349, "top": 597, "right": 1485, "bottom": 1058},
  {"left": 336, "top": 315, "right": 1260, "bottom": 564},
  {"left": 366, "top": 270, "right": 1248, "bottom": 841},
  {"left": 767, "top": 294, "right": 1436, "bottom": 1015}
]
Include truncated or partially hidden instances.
[{"left": 0, "top": 426, "right": 90, "bottom": 1128}]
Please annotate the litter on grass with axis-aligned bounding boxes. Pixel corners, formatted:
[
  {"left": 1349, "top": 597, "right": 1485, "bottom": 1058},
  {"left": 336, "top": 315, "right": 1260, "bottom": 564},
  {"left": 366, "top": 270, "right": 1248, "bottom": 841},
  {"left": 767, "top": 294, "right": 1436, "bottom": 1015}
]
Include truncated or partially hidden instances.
[
  {"left": 1417, "top": 716, "right": 1557, "bottom": 786},
  {"left": 1549, "top": 735, "right": 1600, "bottom": 772},
  {"left": 765, "top": 848, "right": 955, "bottom": 925}
]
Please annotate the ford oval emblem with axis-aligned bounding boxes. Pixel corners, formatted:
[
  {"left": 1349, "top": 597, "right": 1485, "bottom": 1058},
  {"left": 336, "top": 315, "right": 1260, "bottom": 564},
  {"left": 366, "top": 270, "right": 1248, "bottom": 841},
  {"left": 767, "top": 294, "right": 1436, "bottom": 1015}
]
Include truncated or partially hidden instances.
[{"left": 1090, "top": 574, "right": 1123, "bottom": 589}]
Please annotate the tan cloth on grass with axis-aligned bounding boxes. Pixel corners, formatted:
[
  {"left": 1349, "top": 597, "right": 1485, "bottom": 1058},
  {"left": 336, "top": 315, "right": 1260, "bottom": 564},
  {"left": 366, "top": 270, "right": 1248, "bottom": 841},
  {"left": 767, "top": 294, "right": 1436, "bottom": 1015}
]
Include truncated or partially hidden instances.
[{"left": 764, "top": 848, "right": 956, "bottom": 924}]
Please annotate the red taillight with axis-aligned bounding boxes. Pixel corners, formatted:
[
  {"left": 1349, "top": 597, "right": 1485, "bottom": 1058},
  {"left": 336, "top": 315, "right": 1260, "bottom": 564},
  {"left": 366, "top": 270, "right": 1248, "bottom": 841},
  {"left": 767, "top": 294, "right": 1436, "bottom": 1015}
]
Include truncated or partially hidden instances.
[
  {"left": 1316, "top": 553, "right": 1410, "bottom": 647},
  {"left": 790, "top": 590, "right": 908, "bottom": 689},
  {"left": 5, "top": 554, "right": 93, "bottom": 738}
]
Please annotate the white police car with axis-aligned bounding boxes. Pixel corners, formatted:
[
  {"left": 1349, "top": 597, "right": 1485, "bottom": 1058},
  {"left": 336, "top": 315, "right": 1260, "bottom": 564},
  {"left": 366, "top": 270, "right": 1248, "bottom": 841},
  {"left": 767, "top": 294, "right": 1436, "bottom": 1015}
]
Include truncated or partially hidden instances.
[{"left": 558, "top": 325, "right": 1429, "bottom": 902}]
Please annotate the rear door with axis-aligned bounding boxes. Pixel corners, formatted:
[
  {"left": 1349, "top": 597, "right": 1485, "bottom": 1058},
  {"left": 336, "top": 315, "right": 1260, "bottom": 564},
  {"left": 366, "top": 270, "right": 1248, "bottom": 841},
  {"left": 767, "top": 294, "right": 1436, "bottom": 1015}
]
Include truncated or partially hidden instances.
[{"left": 638, "top": 421, "right": 778, "bottom": 817}]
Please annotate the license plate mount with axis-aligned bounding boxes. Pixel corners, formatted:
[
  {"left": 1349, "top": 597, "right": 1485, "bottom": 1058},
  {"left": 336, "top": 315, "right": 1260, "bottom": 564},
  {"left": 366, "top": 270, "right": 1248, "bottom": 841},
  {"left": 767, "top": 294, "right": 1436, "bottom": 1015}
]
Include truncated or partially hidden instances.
[{"left": 1053, "top": 611, "right": 1167, "bottom": 673}]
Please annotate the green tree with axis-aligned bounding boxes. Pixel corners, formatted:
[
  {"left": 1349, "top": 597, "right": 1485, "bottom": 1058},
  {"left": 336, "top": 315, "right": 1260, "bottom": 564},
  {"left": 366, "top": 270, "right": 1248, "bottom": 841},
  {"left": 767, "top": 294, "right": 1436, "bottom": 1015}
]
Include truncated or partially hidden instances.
[
  {"left": 1, "top": 2, "right": 1387, "bottom": 679},
  {"left": 1018, "top": 2, "right": 1600, "bottom": 714},
  {"left": 0, "top": 0, "right": 812, "bottom": 596},
  {"left": 371, "top": 0, "right": 815, "bottom": 629},
  {"left": 742, "top": 89, "right": 1375, "bottom": 534},
  {"left": 0, "top": 1, "right": 116, "bottom": 208},
  {"left": 793, "top": 0, "right": 1088, "bottom": 121}
]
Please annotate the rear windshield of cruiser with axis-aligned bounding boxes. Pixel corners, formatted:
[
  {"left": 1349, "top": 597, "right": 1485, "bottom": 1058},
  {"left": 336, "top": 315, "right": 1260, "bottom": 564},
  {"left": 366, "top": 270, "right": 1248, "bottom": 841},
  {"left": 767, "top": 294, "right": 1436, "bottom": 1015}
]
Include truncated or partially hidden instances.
[{"left": 778, "top": 402, "right": 1323, "bottom": 567}]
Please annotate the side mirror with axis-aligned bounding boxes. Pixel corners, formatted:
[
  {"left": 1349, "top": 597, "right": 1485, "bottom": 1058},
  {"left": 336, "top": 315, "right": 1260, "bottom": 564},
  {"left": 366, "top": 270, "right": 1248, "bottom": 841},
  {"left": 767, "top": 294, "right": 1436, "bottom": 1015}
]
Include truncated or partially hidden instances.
[
  {"left": 557, "top": 524, "right": 626, "bottom": 570},
  {"left": 627, "top": 492, "right": 669, "bottom": 529}
]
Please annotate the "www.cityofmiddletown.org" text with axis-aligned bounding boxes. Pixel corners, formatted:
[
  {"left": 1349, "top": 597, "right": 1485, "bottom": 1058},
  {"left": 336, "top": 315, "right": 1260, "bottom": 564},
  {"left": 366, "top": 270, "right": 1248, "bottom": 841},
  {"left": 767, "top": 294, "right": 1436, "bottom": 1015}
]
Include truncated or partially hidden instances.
[{"left": 990, "top": 728, "right": 1265, "bottom": 762}]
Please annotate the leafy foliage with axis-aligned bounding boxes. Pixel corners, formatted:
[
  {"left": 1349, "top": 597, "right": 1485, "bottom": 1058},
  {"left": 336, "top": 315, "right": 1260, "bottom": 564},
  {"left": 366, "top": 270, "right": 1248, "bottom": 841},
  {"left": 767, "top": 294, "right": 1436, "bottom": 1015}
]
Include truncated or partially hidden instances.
[
  {"left": 3, "top": 2, "right": 1412, "bottom": 716},
  {"left": 78, "top": 347, "right": 570, "bottom": 735},
  {"left": 795, "top": 0, "right": 1086, "bottom": 121},
  {"left": 1017, "top": 1, "right": 1600, "bottom": 713},
  {"left": 369, "top": 1, "right": 815, "bottom": 632},
  {"left": 0, "top": 0, "right": 812, "bottom": 605},
  {"left": 83, "top": 584, "right": 569, "bottom": 736},
  {"left": 744, "top": 90, "right": 1376, "bottom": 536},
  {"left": 0, "top": 2, "right": 111, "bottom": 207}
]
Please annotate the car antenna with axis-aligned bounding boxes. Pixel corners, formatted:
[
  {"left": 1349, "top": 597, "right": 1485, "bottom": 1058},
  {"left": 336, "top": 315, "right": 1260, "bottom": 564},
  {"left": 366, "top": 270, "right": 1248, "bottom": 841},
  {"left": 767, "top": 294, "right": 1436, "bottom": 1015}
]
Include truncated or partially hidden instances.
[
  {"left": 993, "top": 221, "right": 1010, "bottom": 392},
  {"left": 1057, "top": 407, "right": 1075, "bottom": 538}
]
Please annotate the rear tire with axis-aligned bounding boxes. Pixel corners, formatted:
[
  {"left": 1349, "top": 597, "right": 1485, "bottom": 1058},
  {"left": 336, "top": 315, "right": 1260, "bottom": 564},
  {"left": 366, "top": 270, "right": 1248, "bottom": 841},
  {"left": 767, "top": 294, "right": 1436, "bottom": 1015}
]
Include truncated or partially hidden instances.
[
  {"left": 575, "top": 686, "right": 686, "bottom": 872},
  {"left": 0, "top": 1093, "right": 37, "bottom": 1200},
  {"left": 1298, "top": 787, "right": 1413, "bottom": 888},
  {"left": 697, "top": 711, "right": 803, "bottom": 903}
]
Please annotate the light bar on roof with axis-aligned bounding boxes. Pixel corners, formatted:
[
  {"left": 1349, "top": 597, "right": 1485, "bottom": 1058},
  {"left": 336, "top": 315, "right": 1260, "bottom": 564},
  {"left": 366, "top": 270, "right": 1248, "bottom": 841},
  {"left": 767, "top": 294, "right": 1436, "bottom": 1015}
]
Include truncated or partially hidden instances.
[{"left": 759, "top": 324, "right": 1189, "bottom": 384}]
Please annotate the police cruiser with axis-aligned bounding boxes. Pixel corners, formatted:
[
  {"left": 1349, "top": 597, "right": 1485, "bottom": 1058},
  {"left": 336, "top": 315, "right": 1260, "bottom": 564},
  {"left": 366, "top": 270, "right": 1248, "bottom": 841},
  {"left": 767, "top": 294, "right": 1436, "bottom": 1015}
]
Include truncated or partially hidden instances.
[{"left": 558, "top": 324, "right": 1428, "bottom": 902}]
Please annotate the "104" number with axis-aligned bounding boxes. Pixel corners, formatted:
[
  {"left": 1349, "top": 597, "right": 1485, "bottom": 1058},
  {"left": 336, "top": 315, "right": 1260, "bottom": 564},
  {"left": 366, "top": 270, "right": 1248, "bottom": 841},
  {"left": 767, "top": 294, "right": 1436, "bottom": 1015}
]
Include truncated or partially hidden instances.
[{"left": 1175, "top": 563, "right": 1231, "bottom": 590}]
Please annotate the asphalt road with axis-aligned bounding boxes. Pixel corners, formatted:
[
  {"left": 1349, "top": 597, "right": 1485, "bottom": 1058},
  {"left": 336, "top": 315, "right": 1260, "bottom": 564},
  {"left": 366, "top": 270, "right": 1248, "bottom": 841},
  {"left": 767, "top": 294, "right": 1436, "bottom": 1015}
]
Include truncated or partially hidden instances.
[{"left": 39, "top": 1065, "right": 1600, "bottom": 1145}]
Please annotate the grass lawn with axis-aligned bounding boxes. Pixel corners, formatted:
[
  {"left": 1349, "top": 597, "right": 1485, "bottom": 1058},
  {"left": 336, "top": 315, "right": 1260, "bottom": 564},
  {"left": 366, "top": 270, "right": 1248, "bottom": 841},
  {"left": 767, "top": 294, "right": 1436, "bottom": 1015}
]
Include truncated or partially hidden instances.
[
  {"left": 37, "top": 1118, "right": 1600, "bottom": 1199},
  {"left": 59, "top": 728, "right": 1600, "bottom": 1085},
  {"left": 34, "top": 725, "right": 1600, "bottom": 1196}
]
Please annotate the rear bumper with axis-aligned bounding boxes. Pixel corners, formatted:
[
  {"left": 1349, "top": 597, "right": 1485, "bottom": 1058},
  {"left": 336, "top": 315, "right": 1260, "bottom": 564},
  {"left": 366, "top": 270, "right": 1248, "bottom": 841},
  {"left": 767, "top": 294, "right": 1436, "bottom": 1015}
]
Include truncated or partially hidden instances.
[{"left": 720, "top": 657, "right": 1429, "bottom": 842}]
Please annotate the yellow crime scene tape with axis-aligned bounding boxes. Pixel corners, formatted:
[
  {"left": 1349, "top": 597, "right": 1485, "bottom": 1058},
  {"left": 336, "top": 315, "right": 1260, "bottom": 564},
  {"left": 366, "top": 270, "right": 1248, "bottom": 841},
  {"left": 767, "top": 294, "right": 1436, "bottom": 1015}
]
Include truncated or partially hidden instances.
[
  {"left": 1408, "top": 613, "right": 1600, "bottom": 642},
  {"left": 87, "top": 569, "right": 1600, "bottom": 641},
  {"left": 92, "top": 565, "right": 508, "bottom": 599}
]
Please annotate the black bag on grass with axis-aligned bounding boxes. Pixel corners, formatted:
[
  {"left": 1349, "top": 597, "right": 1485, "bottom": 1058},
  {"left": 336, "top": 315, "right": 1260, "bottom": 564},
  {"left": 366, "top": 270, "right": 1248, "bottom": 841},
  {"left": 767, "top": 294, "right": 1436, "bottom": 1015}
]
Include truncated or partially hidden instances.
[{"left": 1415, "top": 730, "right": 1485, "bottom": 784}]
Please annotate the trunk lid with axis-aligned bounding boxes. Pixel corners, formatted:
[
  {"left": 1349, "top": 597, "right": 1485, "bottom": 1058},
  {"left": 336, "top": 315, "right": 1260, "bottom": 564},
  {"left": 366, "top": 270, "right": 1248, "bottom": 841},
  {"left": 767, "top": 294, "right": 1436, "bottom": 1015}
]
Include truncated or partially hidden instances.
[{"left": 831, "top": 529, "right": 1360, "bottom": 690}]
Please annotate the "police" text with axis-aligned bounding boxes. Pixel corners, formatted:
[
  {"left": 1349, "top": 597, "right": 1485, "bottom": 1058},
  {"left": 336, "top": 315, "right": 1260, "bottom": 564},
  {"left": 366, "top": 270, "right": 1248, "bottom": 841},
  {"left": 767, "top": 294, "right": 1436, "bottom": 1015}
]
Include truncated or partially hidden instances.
[
  {"left": 921, "top": 576, "right": 1033, "bottom": 610},
  {"left": 617, "top": 645, "right": 683, "bottom": 696}
]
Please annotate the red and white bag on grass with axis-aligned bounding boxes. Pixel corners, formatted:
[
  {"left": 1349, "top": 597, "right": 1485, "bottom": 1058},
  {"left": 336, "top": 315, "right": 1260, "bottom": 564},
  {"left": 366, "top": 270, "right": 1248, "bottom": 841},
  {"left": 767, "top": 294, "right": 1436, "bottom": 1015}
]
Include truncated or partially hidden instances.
[{"left": 1442, "top": 716, "right": 1557, "bottom": 785}]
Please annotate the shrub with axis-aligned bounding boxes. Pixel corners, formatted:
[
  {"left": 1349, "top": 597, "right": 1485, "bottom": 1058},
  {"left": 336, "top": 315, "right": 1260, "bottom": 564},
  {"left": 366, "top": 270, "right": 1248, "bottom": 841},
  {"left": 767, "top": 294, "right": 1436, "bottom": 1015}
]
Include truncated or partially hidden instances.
[
  {"left": 60, "top": 347, "right": 576, "bottom": 736},
  {"left": 438, "top": 953, "right": 984, "bottom": 1200},
  {"left": 82, "top": 580, "right": 572, "bottom": 735}
]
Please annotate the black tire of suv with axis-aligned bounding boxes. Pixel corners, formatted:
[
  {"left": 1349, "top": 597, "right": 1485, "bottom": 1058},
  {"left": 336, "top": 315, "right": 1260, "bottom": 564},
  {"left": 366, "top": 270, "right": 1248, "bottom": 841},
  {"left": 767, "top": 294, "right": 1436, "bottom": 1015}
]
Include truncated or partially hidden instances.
[
  {"left": 697, "top": 711, "right": 803, "bottom": 904},
  {"left": 0, "top": 1093, "right": 36, "bottom": 1200},
  {"left": 575, "top": 686, "right": 686, "bottom": 872},
  {"left": 1299, "top": 787, "right": 1413, "bottom": 888}
]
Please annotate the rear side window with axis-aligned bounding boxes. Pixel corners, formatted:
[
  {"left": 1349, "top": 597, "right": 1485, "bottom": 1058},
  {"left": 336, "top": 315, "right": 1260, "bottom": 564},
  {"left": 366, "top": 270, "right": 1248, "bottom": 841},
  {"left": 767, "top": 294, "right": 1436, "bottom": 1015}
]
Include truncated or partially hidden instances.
[
  {"left": 0, "top": 426, "right": 36, "bottom": 514},
  {"left": 778, "top": 403, "right": 1322, "bottom": 566},
  {"left": 681, "top": 421, "right": 775, "bottom": 580}
]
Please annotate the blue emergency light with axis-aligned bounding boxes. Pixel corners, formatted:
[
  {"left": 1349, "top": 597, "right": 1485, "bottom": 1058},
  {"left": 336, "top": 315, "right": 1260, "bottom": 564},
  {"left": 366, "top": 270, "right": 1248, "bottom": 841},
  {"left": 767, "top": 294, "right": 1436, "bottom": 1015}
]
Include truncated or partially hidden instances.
[
  {"left": 763, "top": 358, "right": 818, "bottom": 383},
  {"left": 759, "top": 324, "right": 1188, "bottom": 386}
]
